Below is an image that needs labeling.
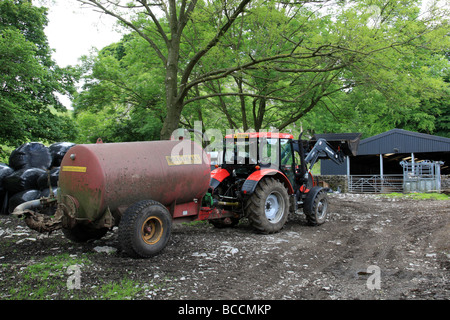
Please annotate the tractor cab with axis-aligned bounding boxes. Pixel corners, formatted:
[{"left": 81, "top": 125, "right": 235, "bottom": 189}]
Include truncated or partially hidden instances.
[
  {"left": 214, "top": 132, "right": 321, "bottom": 200},
  {"left": 221, "top": 132, "right": 296, "bottom": 183}
]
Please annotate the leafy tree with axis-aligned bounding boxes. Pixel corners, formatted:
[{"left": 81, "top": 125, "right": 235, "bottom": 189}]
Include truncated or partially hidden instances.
[
  {"left": 76, "top": 0, "right": 449, "bottom": 139},
  {"left": 302, "top": 49, "right": 450, "bottom": 139},
  {"left": 0, "top": 0, "right": 77, "bottom": 152},
  {"left": 77, "top": 0, "right": 253, "bottom": 139},
  {"left": 73, "top": 34, "right": 164, "bottom": 142}
]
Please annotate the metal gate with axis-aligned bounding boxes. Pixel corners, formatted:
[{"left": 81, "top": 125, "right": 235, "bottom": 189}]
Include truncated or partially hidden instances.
[
  {"left": 349, "top": 175, "right": 403, "bottom": 193},
  {"left": 401, "top": 160, "right": 442, "bottom": 192}
]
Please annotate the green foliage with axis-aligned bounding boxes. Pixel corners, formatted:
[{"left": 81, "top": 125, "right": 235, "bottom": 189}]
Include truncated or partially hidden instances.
[
  {"left": 0, "top": 0, "right": 78, "bottom": 148},
  {"left": 73, "top": 0, "right": 449, "bottom": 141},
  {"left": 73, "top": 34, "right": 164, "bottom": 143}
]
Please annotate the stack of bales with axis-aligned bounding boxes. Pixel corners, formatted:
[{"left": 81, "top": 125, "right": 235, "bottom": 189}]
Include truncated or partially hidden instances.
[{"left": 0, "top": 142, "right": 75, "bottom": 214}]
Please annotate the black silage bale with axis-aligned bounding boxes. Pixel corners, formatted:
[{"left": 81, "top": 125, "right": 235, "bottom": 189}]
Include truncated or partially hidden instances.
[
  {"left": 8, "top": 189, "right": 41, "bottom": 214},
  {"left": 49, "top": 142, "right": 75, "bottom": 167},
  {"left": 37, "top": 168, "right": 60, "bottom": 190},
  {"left": 40, "top": 187, "right": 58, "bottom": 198},
  {"left": 9, "top": 142, "right": 52, "bottom": 170},
  {"left": 0, "top": 163, "right": 14, "bottom": 192},
  {"left": 3, "top": 168, "right": 47, "bottom": 194},
  {"left": 0, "top": 191, "right": 7, "bottom": 215}
]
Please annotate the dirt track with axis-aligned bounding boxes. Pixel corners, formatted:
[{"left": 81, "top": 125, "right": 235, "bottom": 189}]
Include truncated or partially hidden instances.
[{"left": 0, "top": 193, "right": 449, "bottom": 300}]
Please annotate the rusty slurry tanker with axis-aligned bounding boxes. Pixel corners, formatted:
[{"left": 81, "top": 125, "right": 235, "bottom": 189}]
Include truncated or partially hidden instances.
[{"left": 13, "top": 132, "right": 360, "bottom": 258}]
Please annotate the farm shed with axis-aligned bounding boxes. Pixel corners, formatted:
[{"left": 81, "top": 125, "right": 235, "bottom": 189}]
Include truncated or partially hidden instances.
[{"left": 319, "top": 129, "right": 450, "bottom": 193}]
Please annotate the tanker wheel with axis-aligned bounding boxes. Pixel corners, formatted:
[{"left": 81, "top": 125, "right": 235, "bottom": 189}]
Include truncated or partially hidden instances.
[
  {"left": 62, "top": 224, "right": 108, "bottom": 243},
  {"left": 245, "top": 178, "right": 290, "bottom": 234},
  {"left": 303, "top": 186, "right": 328, "bottom": 226},
  {"left": 118, "top": 200, "right": 172, "bottom": 258}
]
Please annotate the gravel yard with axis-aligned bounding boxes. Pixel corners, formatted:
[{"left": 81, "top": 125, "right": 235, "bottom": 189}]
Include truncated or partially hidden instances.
[{"left": 0, "top": 193, "right": 448, "bottom": 300}]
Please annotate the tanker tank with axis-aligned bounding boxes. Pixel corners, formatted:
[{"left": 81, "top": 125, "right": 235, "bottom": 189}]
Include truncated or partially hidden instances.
[{"left": 58, "top": 139, "right": 211, "bottom": 226}]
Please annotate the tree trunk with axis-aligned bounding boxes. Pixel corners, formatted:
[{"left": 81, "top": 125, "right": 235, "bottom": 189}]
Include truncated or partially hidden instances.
[
  {"left": 236, "top": 77, "right": 248, "bottom": 131},
  {"left": 160, "top": 100, "right": 183, "bottom": 140},
  {"left": 161, "top": 70, "right": 183, "bottom": 140},
  {"left": 160, "top": 34, "right": 181, "bottom": 140}
]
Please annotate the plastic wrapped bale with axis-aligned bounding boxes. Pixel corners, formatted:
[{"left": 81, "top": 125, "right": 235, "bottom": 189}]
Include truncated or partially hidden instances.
[
  {"left": 0, "top": 163, "right": 14, "bottom": 193},
  {"left": 3, "top": 168, "right": 47, "bottom": 194},
  {"left": 40, "top": 187, "right": 58, "bottom": 198},
  {"left": 0, "top": 163, "right": 14, "bottom": 181},
  {"left": 9, "top": 142, "right": 52, "bottom": 170},
  {"left": 49, "top": 142, "right": 75, "bottom": 167},
  {"left": 0, "top": 192, "right": 7, "bottom": 215},
  {"left": 0, "top": 164, "right": 14, "bottom": 215},
  {"left": 37, "top": 168, "right": 60, "bottom": 190},
  {"left": 8, "top": 189, "right": 41, "bottom": 214}
]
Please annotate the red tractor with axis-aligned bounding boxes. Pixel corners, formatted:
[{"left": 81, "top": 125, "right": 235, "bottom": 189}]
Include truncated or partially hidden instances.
[{"left": 206, "top": 132, "right": 360, "bottom": 233}]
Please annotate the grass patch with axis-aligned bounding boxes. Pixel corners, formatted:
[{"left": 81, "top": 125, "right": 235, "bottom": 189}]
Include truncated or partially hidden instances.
[
  {"left": 3, "top": 253, "right": 91, "bottom": 300},
  {"left": 95, "top": 277, "right": 145, "bottom": 300},
  {"left": 1, "top": 252, "right": 166, "bottom": 300},
  {"left": 181, "top": 220, "right": 209, "bottom": 227},
  {"left": 381, "top": 192, "right": 449, "bottom": 201}
]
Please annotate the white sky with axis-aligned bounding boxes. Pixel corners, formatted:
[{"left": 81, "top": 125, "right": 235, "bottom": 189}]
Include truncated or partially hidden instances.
[
  {"left": 44, "top": 0, "right": 123, "bottom": 68},
  {"left": 43, "top": 0, "right": 124, "bottom": 108}
]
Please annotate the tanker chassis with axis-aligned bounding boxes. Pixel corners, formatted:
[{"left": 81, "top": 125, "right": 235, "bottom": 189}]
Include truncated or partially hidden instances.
[{"left": 13, "top": 132, "right": 360, "bottom": 258}]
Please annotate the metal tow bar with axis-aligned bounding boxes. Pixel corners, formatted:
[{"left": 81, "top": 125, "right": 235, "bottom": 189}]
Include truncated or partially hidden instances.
[{"left": 12, "top": 196, "right": 63, "bottom": 233}]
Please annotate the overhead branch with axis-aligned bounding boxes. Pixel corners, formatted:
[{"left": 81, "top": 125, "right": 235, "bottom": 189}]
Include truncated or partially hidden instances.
[
  {"left": 183, "top": 91, "right": 309, "bottom": 106},
  {"left": 78, "top": 0, "right": 167, "bottom": 65},
  {"left": 138, "top": 0, "right": 170, "bottom": 46},
  {"left": 185, "top": 50, "right": 333, "bottom": 93},
  {"left": 178, "top": 0, "right": 251, "bottom": 99}
]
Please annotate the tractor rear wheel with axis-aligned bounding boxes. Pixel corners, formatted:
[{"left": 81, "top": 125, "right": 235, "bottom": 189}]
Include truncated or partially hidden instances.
[
  {"left": 245, "top": 178, "right": 290, "bottom": 234},
  {"left": 304, "top": 186, "right": 328, "bottom": 226},
  {"left": 119, "top": 200, "right": 172, "bottom": 258}
]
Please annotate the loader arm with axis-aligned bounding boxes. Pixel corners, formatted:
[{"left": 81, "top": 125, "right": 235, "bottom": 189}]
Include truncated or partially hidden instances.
[{"left": 304, "top": 138, "right": 344, "bottom": 169}]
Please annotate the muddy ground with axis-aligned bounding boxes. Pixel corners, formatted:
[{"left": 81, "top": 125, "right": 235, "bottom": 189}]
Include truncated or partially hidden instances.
[{"left": 0, "top": 193, "right": 448, "bottom": 301}]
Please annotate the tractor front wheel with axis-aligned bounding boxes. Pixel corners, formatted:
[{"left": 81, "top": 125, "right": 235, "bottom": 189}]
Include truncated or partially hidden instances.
[
  {"left": 304, "top": 186, "right": 328, "bottom": 226},
  {"left": 245, "top": 178, "right": 290, "bottom": 234},
  {"left": 118, "top": 200, "right": 172, "bottom": 258}
]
